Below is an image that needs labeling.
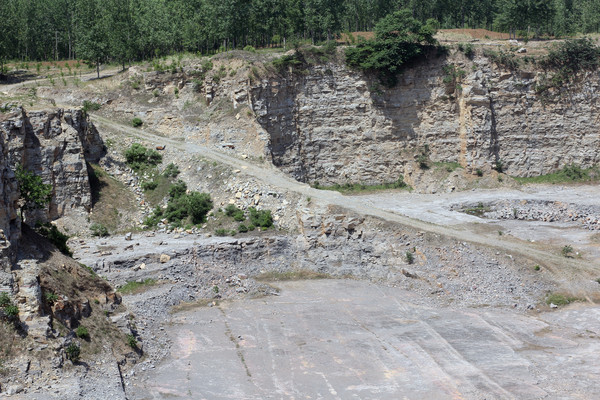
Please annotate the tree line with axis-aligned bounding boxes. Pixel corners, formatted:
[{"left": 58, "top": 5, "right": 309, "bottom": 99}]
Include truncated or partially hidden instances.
[{"left": 1, "top": 0, "right": 600, "bottom": 66}]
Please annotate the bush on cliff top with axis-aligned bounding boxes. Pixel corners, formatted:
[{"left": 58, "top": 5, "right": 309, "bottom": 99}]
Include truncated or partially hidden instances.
[{"left": 345, "top": 9, "right": 438, "bottom": 87}]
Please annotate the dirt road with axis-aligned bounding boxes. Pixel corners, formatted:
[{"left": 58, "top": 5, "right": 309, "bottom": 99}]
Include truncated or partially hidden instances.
[{"left": 91, "top": 115, "right": 598, "bottom": 289}]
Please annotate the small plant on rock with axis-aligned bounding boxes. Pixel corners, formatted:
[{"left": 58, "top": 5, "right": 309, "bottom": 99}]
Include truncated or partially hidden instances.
[
  {"left": 45, "top": 292, "right": 59, "bottom": 304},
  {"left": 75, "top": 326, "right": 90, "bottom": 339},
  {"left": 561, "top": 245, "right": 574, "bottom": 258},
  {"left": 405, "top": 251, "right": 415, "bottom": 265},
  {"left": 65, "top": 343, "right": 80, "bottom": 362},
  {"left": 90, "top": 223, "right": 109, "bottom": 237},
  {"left": 132, "top": 117, "right": 143, "bottom": 127},
  {"left": 126, "top": 334, "right": 137, "bottom": 349}
]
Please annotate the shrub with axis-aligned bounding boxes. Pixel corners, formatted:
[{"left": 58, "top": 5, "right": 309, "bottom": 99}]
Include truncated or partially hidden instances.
[
  {"left": 243, "top": 45, "right": 256, "bottom": 53},
  {"left": 124, "top": 143, "right": 162, "bottom": 171},
  {"left": 225, "top": 204, "right": 245, "bottom": 221},
  {"left": 476, "top": 169, "right": 484, "bottom": 177},
  {"left": 66, "top": 343, "right": 80, "bottom": 362},
  {"left": 215, "top": 228, "right": 228, "bottom": 236},
  {"left": 4, "top": 304, "right": 18, "bottom": 318},
  {"left": 186, "top": 192, "right": 213, "bottom": 224},
  {"left": 249, "top": 208, "right": 273, "bottom": 229},
  {"left": 0, "top": 293, "right": 10, "bottom": 308},
  {"left": 75, "top": 326, "right": 89, "bottom": 339},
  {"left": 141, "top": 180, "right": 158, "bottom": 191},
  {"left": 132, "top": 117, "right": 143, "bottom": 127},
  {"left": 238, "top": 224, "right": 248, "bottom": 233},
  {"left": 483, "top": 49, "right": 520, "bottom": 70},
  {"left": 35, "top": 223, "right": 72, "bottom": 256},
  {"left": 405, "top": 251, "right": 414, "bottom": 264},
  {"left": 127, "top": 334, "right": 138, "bottom": 349},
  {"left": 164, "top": 190, "right": 212, "bottom": 225},
  {"left": 82, "top": 100, "right": 101, "bottom": 114},
  {"left": 45, "top": 292, "right": 59, "bottom": 304},
  {"left": 561, "top": 245, "right": 574, "bottom": 257},
  {"left": 90, "top": 223, "right": 109, "bottom": 237},
  {"left": 168, "top": 180, "right": 187, "bottom": 199},
  {"left": 345, "top": 10, "right": 437, "bottom": 86},
  {"left": 458, "top": 43, "right": 474, "bottom": 58},
  {"left": 162, "top": 163, "right": 180, "bottom": 178},
  {"left": 493, "top": 160, "right": 504, "bottom": 173}
]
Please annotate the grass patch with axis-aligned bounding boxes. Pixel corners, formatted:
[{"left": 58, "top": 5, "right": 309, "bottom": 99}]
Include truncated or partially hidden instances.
[
  {"left": 143, "top": 174, "right": 172, "bottom": 207},
  {"left": 255, "top": 270, "right": 332, "bottom": 282},
  {"left": 170, "top": 298, "right": 216, "bottom": 314},
  {"left": 117, "top": 279, "right": 158, "bottom": 295},
  {"left": 432, "top": 161, "right": 462, "bottom": 173},
  {"left": 545, "top": 293, "right": 582, "bottom": 306},
  {"left": 312, "top": 178, "right": 409, "bottom": 194},
  {"left": 88, "top": 163, "right": 137, "bottom": 233},
  {"left": 462, "top": 202, "right": 491, "bottom": 217},
  {"left": 514, "top": 164, "right": 598, "bottom": 185}
]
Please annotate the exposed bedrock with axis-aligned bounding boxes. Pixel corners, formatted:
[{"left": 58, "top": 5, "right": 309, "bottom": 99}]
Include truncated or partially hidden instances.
[
  {"left": 0, "top": 106, "right": 104, "bottom": 233},
  {"left": 250, "top": 54, "right": 600, "bottom": 185}
]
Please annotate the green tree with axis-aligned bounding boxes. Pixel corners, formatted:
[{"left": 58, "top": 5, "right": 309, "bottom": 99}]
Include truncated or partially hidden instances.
[
  {"left": 75, "top": 0, "right": 109, "bottom": 78},
  {"left": 15, "top": 165, "right": 52, "bottom": 222}
]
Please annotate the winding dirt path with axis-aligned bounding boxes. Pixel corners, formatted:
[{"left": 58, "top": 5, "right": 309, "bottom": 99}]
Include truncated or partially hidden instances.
[{"left": 91, "top": 114, "right": 597, "bottom": 290}]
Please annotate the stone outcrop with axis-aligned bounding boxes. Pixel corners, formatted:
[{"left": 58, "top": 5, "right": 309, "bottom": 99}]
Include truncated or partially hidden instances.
[
  {"left": 250, "top": 52, "right": 600, "bottom": 185},
  {"left": 0, "top": 107, "right": 104, "bottom": 226}
]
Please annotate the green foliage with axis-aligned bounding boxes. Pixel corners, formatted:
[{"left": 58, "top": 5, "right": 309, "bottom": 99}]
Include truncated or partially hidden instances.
[
  {"left": 118, "top": 279, "right": 157, "bottom": 294},
  {"left": 493, "top": 160, "right": 504, "bottom": 173},
  {"left": 3, "top": 305, "right": 18, "bottom": 317},
  {"left": 75, "top": 326, "right": 90, "bottom": 339},
  {"left": 65, "top": 343, "right": 80, "bottom": 362},
  {"left": 90, "top": 223, "right": 109, "bottom": 237},
  {"left": 162, "top": 163, "right": 180, "bottom": 178},
  {"left": 536, "top": 38, "right": 600, "bottom": 97},
  {"left": 168, "top": 180, "right": 187, "bottom": 199},
  {"left": 141, "top": 180, "right": 158, "bottom": 191},
  {"left": 345, "top": 10, "right": 437, "bottom": 87},
  {"left": 225, "top": 204, "right": 245, "bottom": 221},
  {"left": 243, "top": 45, "right": 256, "bottom": 53},
  {"left": 457, "top": 43, "right": 474, "bottom": 58},
  {"left": 15, "top": 165, "right": 52, "bottom": 221},
  {"left": 514, "top": 164, "right": 596, "bottom": 184},
  {"left": 561, "top": 245, "right": 574, "bottom": 257},
  {"left": 313, "top": 177, "right": 408, "bottom": 194},
  {"left": 124, "top": 144, "right": 162, "bottom": 171},
  {"left": 476, "top": 169, "right": 484, "bottom": 177},
  {"left": 82, "top": 100, "right": 101, "bottom": 115},
  {"left": 238, "top": 224, "right": 248, "bottom": 233},
  {"left": 405, "top": 251, "right": 415, "bottom": 264},
  {"left": 215, "top": 228, "right": 228, "bottom": 236},
  {"left": 148, "top": 185, "right": 212, "bottom": 227},
  {"left": 483, "top": 49, "right": 520, "bottom": 70},
  {"left": 127, "top": 334, "right": 138, "bottom": 349},
  {"left": 132, "top": 117, "right": 143, "bottom": 127},
  {"left": 0, "top": 293, "right": 10, "bottom": 308},
  {"left": 249, "top": 208, "right": 273, "bottom": 229},
  {"left": 45, "top": 292, "right": 59, "bottom": 304},
  {"left": 272, "top": 54, "right": 303, "bottom": 72},
  {"left": 35, "top": 223, "right": 72, "bottom": 257},
  {"left": 546, "top": 293, "right": 579, "bottom": 306}
]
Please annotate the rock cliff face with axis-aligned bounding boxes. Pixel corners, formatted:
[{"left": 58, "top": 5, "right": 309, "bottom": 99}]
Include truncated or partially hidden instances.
[
  {"left": 250, "top": 52, "right": 600, "bottom": 185},
  {"left": 0, "top": 107, "right": 104, "bottom": 228}
]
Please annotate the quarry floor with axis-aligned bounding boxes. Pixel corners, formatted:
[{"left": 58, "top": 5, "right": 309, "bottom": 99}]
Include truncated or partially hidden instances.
[
  {"left": 360, "top": 184, "right": 600, "bottom": 262},
  {"left": 129, "top": 279, "right": 600, "bottom": 400}
]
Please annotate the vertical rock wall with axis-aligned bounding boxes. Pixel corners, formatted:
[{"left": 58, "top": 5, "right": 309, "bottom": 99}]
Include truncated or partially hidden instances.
[
  {"left": 0, "top": 107, "right": 104, "bottom": 225},
  {"left": 251, "top": 53, "right": 600, "bottom": 185}
]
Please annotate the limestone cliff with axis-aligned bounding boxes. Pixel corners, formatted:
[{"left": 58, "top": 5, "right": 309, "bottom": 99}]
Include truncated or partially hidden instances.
[
  {"left": 0, "top": 107, "right": 105, "bottom": 228},
  {"left": 250, "top": 51, "right": 600, "bottom": 185}
]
